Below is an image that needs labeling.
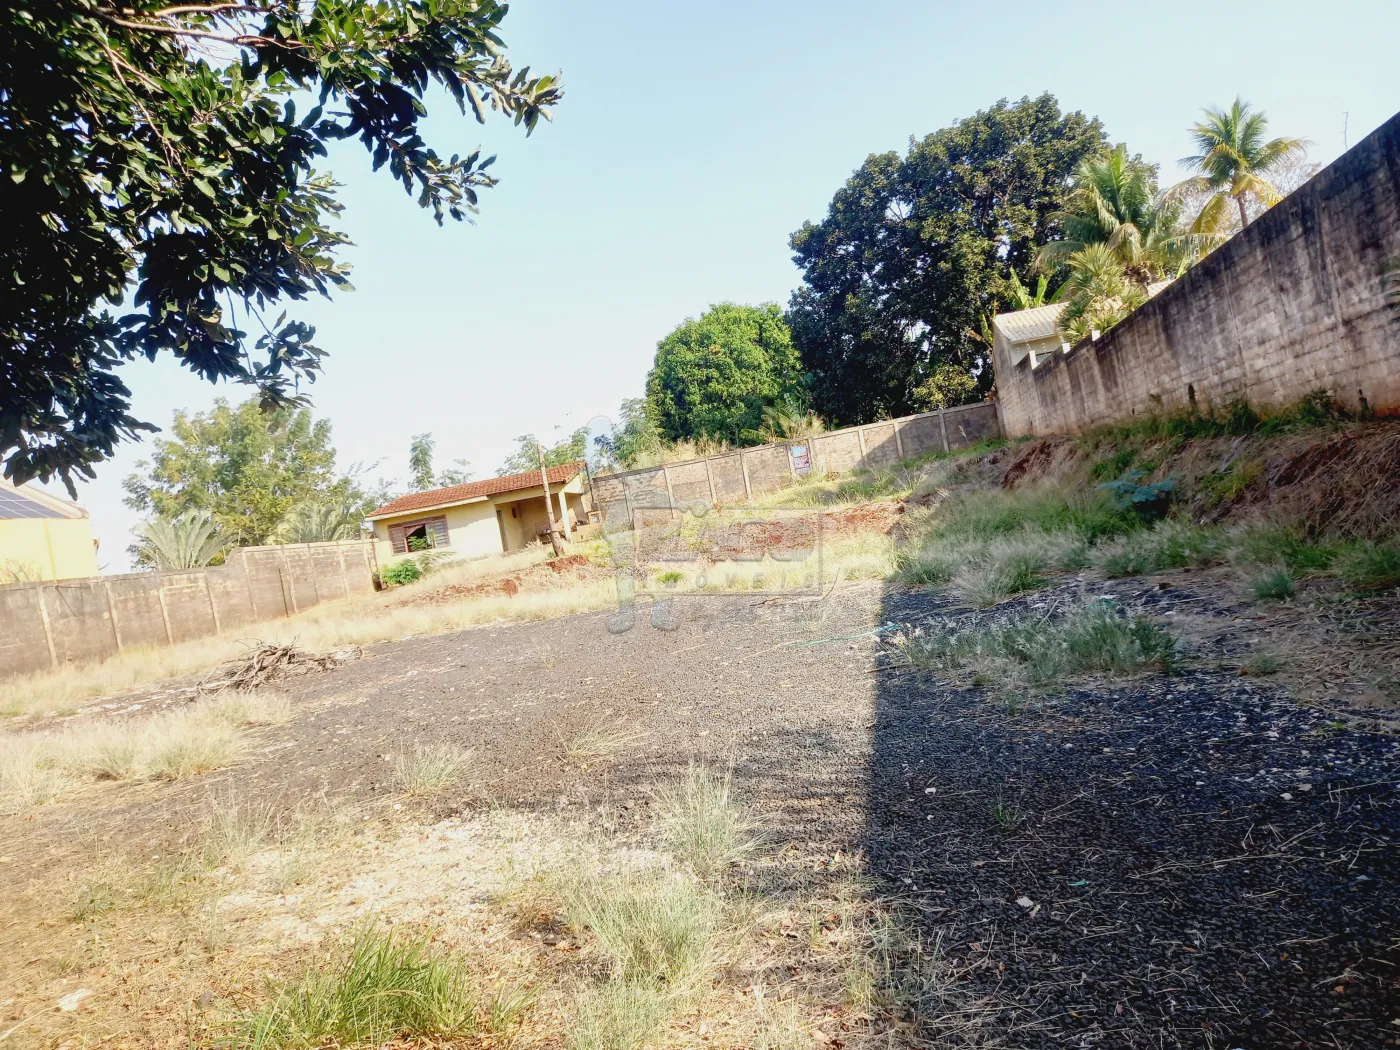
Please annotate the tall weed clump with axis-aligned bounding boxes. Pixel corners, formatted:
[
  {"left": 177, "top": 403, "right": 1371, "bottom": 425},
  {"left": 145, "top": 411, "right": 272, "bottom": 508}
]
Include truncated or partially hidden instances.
[
  {"left": 236, "top": 927, "right": 520, "bottom": 1050},
  {"left": 655, "top": 765, "right": 761, "bottom": 878}
]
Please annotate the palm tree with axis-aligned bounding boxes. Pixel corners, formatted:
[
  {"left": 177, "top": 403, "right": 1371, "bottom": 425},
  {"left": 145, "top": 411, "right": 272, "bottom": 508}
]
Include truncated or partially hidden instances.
[
  {"left": 1173, "top": 97, "right": 1309, "bottom": 236},
  {"left": 1037, "top": 145, "right": 1192, "bottom": 282},
  {"left": 133, "top": 512, "right": 227, "bottom": 570},
  {"left": 276, "top": 498, "right": 365, "bottom": 543},
  {"left": 1055, "top": 243, "right": 1150, "bottom": 344},
  {"left": 744, "top": 393, "right": 825, "bottom": 444}
]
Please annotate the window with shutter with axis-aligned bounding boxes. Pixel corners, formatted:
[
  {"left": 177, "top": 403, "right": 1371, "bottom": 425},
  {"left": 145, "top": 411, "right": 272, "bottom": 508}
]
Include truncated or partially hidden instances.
[
  {"left": 390, "top": 516, "right": 451, "bottom": 554},
  {"left": 429, "top": 516, "right": 450, "bottom": 548}
]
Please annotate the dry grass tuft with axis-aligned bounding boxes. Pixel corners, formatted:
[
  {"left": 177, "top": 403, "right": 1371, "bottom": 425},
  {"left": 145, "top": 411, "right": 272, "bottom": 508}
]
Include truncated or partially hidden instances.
[
  {"left": 392, "top": 744, "right": 472, "bottom": 797},
  {"left": 565, "top": 981, "right": 674, "bottom": 1050},
  {"left": 655, "top": 765, "right": 762, "bottom": 878},
  {"left": 0, "top": 694, "right": 284, "bottom": 812},
  {"left": 560, "top": 865, "right": 726, "bottom": 988},
  {"left": 561, "top": 723, "right": 648, "bottom": 762}
]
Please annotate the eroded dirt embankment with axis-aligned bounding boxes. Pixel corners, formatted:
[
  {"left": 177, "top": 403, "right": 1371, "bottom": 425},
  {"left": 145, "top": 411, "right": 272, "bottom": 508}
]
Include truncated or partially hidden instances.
[{"left": 1000, "top": 421, "right": 1400, "bottom": 538}]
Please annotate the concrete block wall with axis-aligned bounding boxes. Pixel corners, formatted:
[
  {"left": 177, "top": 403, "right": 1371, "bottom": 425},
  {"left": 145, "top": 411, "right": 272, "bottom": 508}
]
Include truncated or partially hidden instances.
[
  {"left": 591, "top": 402, "right": 1001, "bottom": 514},
  {"left": 0, "top": 539, "right": 377, "bottom": 680},
  {"left": 995, "top": 110, "right": 1400, "bottom": 437}
]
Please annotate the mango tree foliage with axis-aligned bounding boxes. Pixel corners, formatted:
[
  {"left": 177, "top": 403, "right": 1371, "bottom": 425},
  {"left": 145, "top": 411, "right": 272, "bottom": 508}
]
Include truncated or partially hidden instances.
[
  {"left": 122, "top": 396, "right": 355, "bottom": 546},
  {"left": 787, "top": 94, "right": 1105, "bottom": 425},
  {"left": 1, "top": 1, "right": 561, "bottom": 491},
  {"left": 645, "top": 303, "right": 804, "bottom": 445},
  {"left": 498, "top": 428, "right": 588, "bottom": 476}
]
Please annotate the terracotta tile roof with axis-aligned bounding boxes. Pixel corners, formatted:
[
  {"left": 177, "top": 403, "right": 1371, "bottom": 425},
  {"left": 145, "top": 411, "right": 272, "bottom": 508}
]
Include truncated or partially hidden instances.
[{"left": 367, "top": 461, "right": 585, "bottom": 519}]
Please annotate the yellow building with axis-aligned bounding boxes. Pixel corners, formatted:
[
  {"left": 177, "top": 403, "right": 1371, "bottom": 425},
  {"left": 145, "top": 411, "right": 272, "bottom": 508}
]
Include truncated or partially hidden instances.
[
  {"left": 367, "top": 462, "right": 591, "bottom": 566},
  {"left": 0, "top": 478, "right": 100, "bottom": 582}
]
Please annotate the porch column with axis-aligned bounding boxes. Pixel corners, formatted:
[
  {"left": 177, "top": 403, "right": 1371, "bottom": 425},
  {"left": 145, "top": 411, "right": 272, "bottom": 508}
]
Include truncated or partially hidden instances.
[{"left": 557, "top": 488, "right": 572, "bottom": 539}]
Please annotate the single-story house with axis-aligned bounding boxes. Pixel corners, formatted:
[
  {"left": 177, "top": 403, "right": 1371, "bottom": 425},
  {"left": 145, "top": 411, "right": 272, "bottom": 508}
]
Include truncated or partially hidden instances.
[
  {"left": 991, "top": 302, "right": 1068, "bottom": 371},
  {"left": 367, "top": 461, "right": 591, "bottom": 565},
  {"left": 992, "top": 281, "right": 1174, "bottom": 373},
  {"left": 0, "top": 477, "right": 100, "bottom": 582}
]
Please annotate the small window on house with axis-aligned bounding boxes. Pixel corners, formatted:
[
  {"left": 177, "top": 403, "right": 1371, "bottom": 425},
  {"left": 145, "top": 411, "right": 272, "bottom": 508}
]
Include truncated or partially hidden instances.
[{"left": 389, "top": 515, "right": 450, "bottom": 555}]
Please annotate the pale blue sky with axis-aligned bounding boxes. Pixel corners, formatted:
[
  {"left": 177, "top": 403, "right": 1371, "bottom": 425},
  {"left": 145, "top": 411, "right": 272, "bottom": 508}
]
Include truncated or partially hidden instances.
[{"left": 44, "top": 0, "right": 1400, "bottom": 571}]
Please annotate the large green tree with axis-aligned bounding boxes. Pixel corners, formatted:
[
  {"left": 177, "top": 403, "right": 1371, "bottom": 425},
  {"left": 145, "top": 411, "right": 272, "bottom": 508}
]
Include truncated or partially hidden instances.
[
  {"left": 645, "top": 303, "right": 804, "bottom": 444},
  {"left": 2, "top": 1, "right": 561, "bottom": 492},
  {"left": 787, "top": 94, "right": 1105, "bottom": 425},
  {"left": 122, "top": 396, "right": 355, "bottom": 546},
  {"left": 497, "top": 427, "right": 587, "bottom": 476}
]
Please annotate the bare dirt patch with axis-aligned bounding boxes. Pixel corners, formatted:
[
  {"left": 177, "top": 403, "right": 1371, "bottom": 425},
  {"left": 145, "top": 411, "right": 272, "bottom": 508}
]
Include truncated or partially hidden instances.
[{"left": 2, "top": 572, "right": 1397, "bottom": 1049}]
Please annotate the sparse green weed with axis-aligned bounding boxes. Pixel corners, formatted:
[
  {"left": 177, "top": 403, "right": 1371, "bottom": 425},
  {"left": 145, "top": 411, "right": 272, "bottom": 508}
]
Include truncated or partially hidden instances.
[
  {"left": 1250, "top": 567, "right": 1296, "bottom": 601},
  {"left": 235, "top": 926, "right": 517, "bottom": 1050},
  {"left": 990, "top": 801, "right": 1022, "bottom": 829}
]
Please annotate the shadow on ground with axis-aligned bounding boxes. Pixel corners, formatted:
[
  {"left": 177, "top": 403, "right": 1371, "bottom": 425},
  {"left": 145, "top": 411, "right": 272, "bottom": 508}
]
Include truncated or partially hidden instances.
[{"left": 863, "top": 582, "right": 1400, "bottom": 1049}]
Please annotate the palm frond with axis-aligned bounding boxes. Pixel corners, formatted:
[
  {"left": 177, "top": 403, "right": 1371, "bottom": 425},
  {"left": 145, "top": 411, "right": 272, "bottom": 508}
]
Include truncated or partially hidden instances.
[
  {"left": 134, "top": 512, "right": 227, "bottom": 570},
  {"left": 1189, "top": 192, "right": 1234, "bottom": 237},
  {"left": 1251, "top": 135, "right": 1311, "bottom": 174},
  {"left": 276, "top": 498, "right": 364, "bottom": 543},
  {"left": 1161, "top": 175, "right": 1211, "bottom": 203},
  {"left": 1232, "top": 172, "right": 1283, "bottom": 209}
]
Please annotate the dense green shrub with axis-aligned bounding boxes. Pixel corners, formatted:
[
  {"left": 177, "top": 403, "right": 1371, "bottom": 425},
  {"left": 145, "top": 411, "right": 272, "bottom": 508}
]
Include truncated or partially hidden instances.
[{"left": 380, "top": 560, "right": 423, "bottom": 588}]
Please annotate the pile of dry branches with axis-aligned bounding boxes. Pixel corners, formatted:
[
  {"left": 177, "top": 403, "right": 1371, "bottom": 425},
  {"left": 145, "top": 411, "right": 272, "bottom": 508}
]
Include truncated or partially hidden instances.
[{"left": 200, "top": 642, "right": 361, "bottom": 694}]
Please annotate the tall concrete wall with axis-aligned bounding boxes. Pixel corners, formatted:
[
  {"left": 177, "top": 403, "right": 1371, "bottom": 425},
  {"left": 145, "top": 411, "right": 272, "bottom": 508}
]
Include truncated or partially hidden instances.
[
  {"left": 995, "top": 110, "right": 1400, "bottom": 437},
  {"left": 590, "top": 402, "right": 1000, "bottom": 516},
  {"left": 0, "top": 539, "right": 377, "bottom": 680}
]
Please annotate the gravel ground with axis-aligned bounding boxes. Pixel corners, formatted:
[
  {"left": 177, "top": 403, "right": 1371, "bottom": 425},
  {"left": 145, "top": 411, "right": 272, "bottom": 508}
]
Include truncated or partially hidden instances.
[
  {"left": 872, "top": 582, "right": 1399, "bottom": 1049},
  {"left": 2, "top": 577, "right": 1396, "bottom": 1049}
]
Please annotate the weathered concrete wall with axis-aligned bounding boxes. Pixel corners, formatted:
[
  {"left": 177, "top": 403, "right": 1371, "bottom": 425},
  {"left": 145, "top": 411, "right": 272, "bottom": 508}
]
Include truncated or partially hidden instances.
[
  {"left": 995, "top": 110, "right": 1400, "bottom": 436},
  {"left": 0, "top": 540, "right": 376, "bottom": 680},
  {"left": 591, "top": 402, "right": 1001, "bottom": 513}
]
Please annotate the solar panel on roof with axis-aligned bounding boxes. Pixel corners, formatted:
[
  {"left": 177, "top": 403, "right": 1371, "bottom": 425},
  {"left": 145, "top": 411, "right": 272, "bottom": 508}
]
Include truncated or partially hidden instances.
[{"left": 0, "top": 489, "right": 66, "bottom": 519}]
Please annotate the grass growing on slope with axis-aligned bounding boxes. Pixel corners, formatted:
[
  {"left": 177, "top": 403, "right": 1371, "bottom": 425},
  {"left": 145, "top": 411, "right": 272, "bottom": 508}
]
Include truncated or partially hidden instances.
[
  {"left": 1336, "top": 538, "right": 1400, "bottom": 592},
  {"left": 1093, "top": 521, "right": 1226, "bottom": 578},
  {"left": 929, "top": 487, "right": 1137, "bottom": 544},
  {"left": 893, "top": 601, "right": 1175, "bottom": 686}
]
